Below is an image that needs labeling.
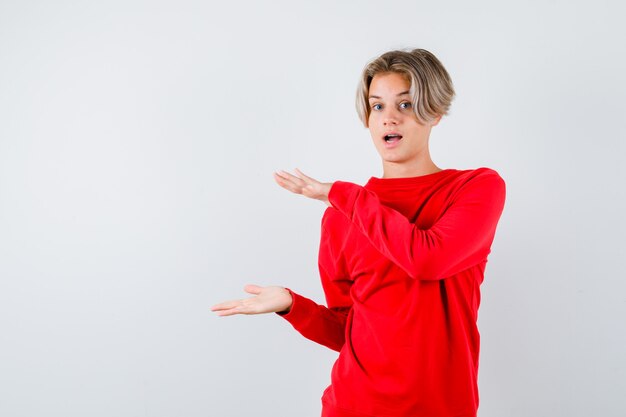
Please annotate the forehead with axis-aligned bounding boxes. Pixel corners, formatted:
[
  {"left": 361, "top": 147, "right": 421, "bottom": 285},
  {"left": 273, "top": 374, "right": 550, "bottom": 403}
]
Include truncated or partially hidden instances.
[{"left": 368, "top": 72, "right": 411, "bottom": 98}]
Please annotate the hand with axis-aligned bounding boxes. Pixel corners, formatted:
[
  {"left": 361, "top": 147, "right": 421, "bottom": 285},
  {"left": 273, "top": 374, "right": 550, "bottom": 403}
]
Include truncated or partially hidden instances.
[
  {"left": 273, "top": 168, "right": 333, "bottom": 207},
  {"left": 210, "top": 285, "right": 293, "bottom": 317}
]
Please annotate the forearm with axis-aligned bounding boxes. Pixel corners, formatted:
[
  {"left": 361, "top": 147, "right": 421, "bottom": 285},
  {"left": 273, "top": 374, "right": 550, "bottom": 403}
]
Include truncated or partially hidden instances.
[
  {"left": 327, "top": 173, "right": 506, "bottom": 280},
  {"left": 276, "top": 288, "right": 349, "bottom": 352}
]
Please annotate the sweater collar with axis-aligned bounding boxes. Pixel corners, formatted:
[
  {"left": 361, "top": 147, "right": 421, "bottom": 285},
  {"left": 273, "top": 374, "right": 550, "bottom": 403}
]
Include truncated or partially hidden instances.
[{"left": 365, "top": 169, "right": 457, "bottom": 191}]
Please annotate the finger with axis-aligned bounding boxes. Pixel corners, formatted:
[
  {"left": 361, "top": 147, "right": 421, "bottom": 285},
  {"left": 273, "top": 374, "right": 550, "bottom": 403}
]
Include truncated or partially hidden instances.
[
  {"left": 277, "top": 169, "right": 308, "bottom": 187},
  {"left": 273, "top": 172, "right": 296, "bottom": 186},
  {"left": 273, "top": 172, "right": 303, "bottom": 194},
  {"left": 294, "top": 168, "right": 318, "bottom": 183},
  {"left": 273, "top": 174, "right": 299, "bottom": 192},
  {"left": 217, "top": 301, "right": 260, "bottom": 316},
  {"left": 274, "top": 170, "right": 290, "bottom": 179},
  {"left": 244, "top": 284, "right": 262, "bottom": 295},
  {"left": 274, "top": 170, "right": 297, "bottom": 183},
  {"left": 215, "top": 307, "right": 243, "bottom": 317},
  {"left": 210, "top": 299, "right": 242, "bottom": 311}
]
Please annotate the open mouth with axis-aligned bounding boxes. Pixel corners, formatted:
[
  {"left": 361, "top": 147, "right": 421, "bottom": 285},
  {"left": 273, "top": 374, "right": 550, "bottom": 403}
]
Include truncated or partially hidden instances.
[{"left": 384, "top": 133, "right": 403, "bottom": 143}]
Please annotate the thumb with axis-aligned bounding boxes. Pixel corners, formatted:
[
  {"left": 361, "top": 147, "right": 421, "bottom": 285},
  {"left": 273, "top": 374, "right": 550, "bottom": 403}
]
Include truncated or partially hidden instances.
[{"left": 244, "top": 284, "right": 263, "bottom": 295}]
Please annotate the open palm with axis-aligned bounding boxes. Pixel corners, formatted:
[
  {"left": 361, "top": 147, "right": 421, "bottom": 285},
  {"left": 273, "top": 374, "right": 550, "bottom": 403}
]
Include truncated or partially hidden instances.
[
  {"left": 210, "top": 285, "right": 292, "bottom": 317},
  {"left": 273, "top": 168, "right": 333, "bottom": 206}
]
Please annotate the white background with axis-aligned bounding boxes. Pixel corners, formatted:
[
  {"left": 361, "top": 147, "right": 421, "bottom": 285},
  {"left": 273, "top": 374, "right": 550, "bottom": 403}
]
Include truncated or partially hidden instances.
[{"left": 1, "top": 1, "right": 625, "bottom": 416}]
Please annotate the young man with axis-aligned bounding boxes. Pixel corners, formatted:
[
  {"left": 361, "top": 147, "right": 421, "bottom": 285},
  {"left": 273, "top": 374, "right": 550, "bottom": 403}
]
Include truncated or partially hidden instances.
[{"left": 211, "top": 48, "right": 506, "bottom": 417}]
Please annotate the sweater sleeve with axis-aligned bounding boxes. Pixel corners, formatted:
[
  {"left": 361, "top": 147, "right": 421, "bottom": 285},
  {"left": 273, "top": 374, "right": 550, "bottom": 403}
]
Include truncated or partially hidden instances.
[
  {"left": 327, "top": 169, "right": 506, "bottom": 280},
  {"left": 275, "top": 286, "right": 350, "bottom": 352},
  {"left": 275, "top": 216, "right": 352, "bottom": 352}
]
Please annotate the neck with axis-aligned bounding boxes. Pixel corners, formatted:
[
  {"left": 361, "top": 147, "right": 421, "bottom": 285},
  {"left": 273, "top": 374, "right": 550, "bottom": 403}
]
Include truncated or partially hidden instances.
[{"left": 381, "top": 157, "right": 441, "bottom": 179}]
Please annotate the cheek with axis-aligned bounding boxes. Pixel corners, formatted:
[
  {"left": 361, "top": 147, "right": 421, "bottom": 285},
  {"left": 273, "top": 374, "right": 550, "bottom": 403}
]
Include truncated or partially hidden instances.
[
  {"left": 368, "top": 127, "right": 379, "bottom": 141},
  {"left": 366, "top": 116, "right": 375, "bottom": 136}
]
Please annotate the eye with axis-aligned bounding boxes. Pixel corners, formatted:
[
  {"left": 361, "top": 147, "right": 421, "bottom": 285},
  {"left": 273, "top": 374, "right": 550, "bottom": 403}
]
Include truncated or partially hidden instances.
[
  {"left": 400, "top": 102, "right": 412, "bottom": 109},
  {"left": 371, "top": 103, "right": 382, "bottom": 111}
]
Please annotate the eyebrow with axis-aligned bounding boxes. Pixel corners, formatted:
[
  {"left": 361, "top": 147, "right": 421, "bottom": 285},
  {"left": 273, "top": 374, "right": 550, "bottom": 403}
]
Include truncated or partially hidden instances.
[{"left": 368, "top": 90, "right": 411, "bottom": 100}]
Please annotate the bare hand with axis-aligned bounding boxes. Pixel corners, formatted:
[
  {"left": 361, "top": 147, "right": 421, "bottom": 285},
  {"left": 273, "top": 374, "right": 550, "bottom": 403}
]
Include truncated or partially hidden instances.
[
  {"left": 210, "top": 284, "right": 293, "bottom": 317},
  {"left": 273, "top": 168, "right": 333, "bottom": 207}
]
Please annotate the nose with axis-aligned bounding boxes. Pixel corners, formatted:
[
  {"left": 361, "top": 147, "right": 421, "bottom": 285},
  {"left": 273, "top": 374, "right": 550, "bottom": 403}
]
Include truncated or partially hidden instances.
[{"left": 383, "top": 107, "right": 400, "bottom": 125}]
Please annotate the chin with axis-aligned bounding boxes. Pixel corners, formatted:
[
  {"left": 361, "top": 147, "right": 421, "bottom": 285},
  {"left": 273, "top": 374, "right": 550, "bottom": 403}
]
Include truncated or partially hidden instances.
[{"left": 380, "top": 156, "right": 407, "bottom": 164}]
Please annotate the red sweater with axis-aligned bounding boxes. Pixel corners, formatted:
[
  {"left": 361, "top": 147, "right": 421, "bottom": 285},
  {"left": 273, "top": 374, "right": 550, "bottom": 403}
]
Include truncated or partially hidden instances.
[{"left": 277, "top": 167, "right": 506, "bottom": 417}]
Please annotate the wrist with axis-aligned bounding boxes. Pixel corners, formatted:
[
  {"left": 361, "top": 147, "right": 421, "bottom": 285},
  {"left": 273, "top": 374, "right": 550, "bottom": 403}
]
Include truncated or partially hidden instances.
[{"left": 279, "top": 287, "right": 293, "bottom": 314}]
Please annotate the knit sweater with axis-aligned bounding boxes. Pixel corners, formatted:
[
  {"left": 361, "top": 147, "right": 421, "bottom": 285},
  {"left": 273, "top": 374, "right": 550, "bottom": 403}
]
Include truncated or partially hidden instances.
[{"left": 277, "top": 167, "right": 506, "bottom": 417}]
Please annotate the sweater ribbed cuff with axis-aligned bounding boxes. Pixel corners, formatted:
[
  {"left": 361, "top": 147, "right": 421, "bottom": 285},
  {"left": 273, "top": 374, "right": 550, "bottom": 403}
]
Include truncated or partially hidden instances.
[
  {"left": 275, "top": 288, "right": 314, "bottom": 328},
  {"left": 328, "top": 181, "right": 360, "bottom": 217}
]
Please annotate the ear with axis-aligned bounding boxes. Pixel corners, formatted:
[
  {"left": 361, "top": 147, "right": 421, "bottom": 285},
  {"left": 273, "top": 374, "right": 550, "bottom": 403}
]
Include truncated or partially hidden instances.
[{"left": 431, "top": 115, "right": 443, "bottom": 127}]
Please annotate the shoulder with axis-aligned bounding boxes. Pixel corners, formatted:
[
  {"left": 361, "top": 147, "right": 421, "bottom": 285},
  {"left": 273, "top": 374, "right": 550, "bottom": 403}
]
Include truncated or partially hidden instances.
[
  {"left": 455, "top": 167, "right": 505, "bottom": 189},
  {"left": 457, "top": 166, "right": 503, "bottom": 180},
  {"left": 448, "top": 167, "right": 506, "bottom": 204}
]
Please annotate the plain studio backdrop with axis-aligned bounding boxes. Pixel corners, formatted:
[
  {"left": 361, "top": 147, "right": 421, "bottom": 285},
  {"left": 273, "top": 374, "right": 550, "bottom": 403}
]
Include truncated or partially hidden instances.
[{"left": 1, "top": 1, "right": 625, "bottom": 416}]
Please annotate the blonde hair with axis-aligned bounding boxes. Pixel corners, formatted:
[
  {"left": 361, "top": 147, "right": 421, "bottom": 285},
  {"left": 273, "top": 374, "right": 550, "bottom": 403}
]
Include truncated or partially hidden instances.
[{"left": 355, "top": 48, "right": 455, "bottom": 127}]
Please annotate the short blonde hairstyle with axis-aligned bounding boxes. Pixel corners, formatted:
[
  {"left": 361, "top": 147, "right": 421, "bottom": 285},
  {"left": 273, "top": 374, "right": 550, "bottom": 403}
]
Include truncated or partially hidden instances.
[{"left": 355, "top": 48, "right": 455, "bottom": 127}]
